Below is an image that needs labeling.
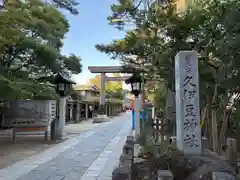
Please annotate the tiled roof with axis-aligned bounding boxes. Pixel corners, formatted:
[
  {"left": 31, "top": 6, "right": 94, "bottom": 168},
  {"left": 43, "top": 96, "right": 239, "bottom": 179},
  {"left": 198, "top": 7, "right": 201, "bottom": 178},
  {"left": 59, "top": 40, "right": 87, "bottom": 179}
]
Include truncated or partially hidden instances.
[{"left": 74, "top": 84, "right": 100, "bottom": 92}]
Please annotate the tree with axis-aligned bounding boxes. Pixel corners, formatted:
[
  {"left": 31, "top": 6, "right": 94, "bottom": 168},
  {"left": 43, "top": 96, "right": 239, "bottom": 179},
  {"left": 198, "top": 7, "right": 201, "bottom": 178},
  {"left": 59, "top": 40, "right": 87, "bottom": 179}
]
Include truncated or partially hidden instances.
[
  {"left": 0, "top": 0, "right": 82, "bottom": 100},
  {"left": 106, "top": 73, "right": 123, "bottom": 93},
  {"left": 2, "top": 0, "right": 79, "bottom": 15},
  {"left": 61, "top": 54, "right": 82, "bottom": 74},
  {"left": 88, "top": 74, "right": 123, "bottom": 99},
  {"left": 51, "top": 0, "right": 79, "bottom": 15},
  {"left": 96, "top": 0, "right": 240, "bottom": 152},
  {"left": 87, "top": 75, "right": 101, "bottom": 89},
  {"left": 88, "top": 74, "right": 123, "bottom": 92}
]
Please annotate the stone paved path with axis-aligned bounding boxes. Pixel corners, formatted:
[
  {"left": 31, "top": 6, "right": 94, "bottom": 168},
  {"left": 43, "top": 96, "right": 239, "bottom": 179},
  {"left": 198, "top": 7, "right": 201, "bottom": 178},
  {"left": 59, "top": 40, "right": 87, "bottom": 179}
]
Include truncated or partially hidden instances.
[
  {"left": 0, "top": 118, "right": 101, "bottom": 169},
  {"left": 0, "top": 113, "right": 132, "bottom": 180}
]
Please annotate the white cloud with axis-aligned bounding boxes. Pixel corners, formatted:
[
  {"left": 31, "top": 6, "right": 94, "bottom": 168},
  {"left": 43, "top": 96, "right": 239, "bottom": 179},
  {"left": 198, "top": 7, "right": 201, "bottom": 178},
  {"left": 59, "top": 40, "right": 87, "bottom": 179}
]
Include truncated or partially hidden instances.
[
  {"left": 123, "top": 83, "right": 131, "bottom": 90},
  {"left": 72, "top": 74, "right": 89, "bottom": 85}
]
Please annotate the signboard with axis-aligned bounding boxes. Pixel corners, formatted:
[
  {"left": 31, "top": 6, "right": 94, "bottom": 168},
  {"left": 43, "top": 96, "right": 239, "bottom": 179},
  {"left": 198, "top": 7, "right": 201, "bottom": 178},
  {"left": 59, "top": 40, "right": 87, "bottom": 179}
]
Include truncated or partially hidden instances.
[
  {"left": 2, "top": 100, "right": 56, "bottom": 127},
  {"left": 175, "top": 51, "right": 202, "bottom": 155}
]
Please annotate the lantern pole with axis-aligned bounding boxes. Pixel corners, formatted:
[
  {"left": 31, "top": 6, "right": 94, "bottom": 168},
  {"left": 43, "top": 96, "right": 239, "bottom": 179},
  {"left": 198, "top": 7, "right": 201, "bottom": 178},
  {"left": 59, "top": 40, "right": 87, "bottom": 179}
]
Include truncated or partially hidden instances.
[
  {"left": 134, "top": 93, "right": 141, "bottom": 137},
  {"left": 125, "top": 73, "right": 142, "bottom": 138},
  {"left": 52, "top": 73, "right": 76, "bottom": 141},
  {"left": 58, "top": 96, "right": 67, "bottom": 139}
]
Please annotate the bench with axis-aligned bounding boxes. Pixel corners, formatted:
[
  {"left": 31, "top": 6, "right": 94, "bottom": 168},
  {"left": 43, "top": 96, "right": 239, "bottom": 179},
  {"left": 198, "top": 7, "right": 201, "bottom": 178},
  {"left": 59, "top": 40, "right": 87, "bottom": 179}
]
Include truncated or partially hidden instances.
[{"left": 12, "top": 126, "right": 49, "bottom": 142}]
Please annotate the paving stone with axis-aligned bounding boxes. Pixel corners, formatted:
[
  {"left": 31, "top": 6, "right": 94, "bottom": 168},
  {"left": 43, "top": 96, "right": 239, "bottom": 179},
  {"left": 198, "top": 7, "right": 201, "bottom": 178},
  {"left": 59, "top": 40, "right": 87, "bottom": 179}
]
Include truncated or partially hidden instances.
[
  {"left": 97, "top": 176, "right": 112, "bottom": 180},
  {"left": 1, "top": 114, "right": 132, "bottom": 180},
  {"left": 72, "top": 165, "right": 87, "bottom": 172},
  {"left": 81, "top": 170, "right": 100, "bottom": 178},
  {"left": 16, "top": 170, "right": 50, "bottom": 180},
  {"left": 46, "top": 175, "right": 65, "bottom": 180},
  {"left": 63, "top": 171, "right": 83, "bottom": 180},
  {"left": 79, "top": 176, "right": 97, "bottom": 180}
]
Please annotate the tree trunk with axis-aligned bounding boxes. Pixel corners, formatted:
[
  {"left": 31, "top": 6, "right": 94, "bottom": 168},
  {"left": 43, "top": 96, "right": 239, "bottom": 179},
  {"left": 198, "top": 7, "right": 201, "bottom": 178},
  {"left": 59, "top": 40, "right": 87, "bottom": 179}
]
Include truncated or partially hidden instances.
[
  {"left": 201, "top": 105, "right": 208, "bottom": 137},
  {"left": 207, "top": 95, "right": 213, "bottom": 148},
  {"left": 212, "top": 109, "right": 219, "bottom": 152},
  {"left": 218, "top": 92, "right": 230, "bottom": 153},
  {"left": 236, "top": 123, "right": 240, "bottom": 152},
  {"left": 211, "top": 84, "right": 218, "bottom": 151},
  {"left": 219, "top": 93, "right": 240, "bottom": 152}
]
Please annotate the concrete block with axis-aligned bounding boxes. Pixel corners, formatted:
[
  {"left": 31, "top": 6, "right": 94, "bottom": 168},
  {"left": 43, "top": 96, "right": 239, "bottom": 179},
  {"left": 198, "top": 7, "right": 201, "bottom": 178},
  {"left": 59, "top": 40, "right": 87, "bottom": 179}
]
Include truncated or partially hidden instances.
[
  {"left": 120, "top": 154, "right": 132, "bottom": 162},
  {"left": 170, "top": 136, "right": 176, "bottom": 145},
  {"left": 212, "top": 171, "right": 236, "bottom": 180},
  {"left": 157, "top": 170, "right": 173, "bottom": 180},
  {"left": 126, "top": 136, "right": 135, "bottom": 145},
  {"left": 202, "top": 137, "right": 209, "bottom": 149},
  {"left": 112, "top": 167, "right": 130, "bottom": 180},
  {"left": 226, "top": 138, "right": 237, "bottom": 166},
  {"left": 123, "top": 143, "right": 134, "bottom": 158}
]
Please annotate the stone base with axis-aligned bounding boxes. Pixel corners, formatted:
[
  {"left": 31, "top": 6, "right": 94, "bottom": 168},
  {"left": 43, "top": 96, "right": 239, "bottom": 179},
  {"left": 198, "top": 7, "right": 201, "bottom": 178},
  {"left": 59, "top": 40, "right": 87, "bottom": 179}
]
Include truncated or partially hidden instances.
[
  {"left": 132, "top": 130, "right": 137, "bottom": 139},
  {"left": 157, "top": 170, "right": 174, "bottom": 180},
  {"left": 93, "top": 114, "right": 110, "bottom": 123},
  {"left": 51, "top": 134, "right": 68, "bottom": 143}
]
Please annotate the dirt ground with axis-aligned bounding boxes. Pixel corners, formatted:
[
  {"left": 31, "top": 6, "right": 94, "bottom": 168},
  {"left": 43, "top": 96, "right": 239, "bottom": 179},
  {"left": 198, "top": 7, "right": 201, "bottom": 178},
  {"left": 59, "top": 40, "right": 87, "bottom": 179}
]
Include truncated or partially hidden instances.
[{"left": 0, "top": 119, "right": 101, "bottom": 169}]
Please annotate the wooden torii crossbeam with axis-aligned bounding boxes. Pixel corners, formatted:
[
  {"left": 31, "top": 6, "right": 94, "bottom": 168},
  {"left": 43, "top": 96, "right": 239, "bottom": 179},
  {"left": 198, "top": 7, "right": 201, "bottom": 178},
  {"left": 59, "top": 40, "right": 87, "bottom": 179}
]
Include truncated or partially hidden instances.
[
  {"left": 105, "top": 76, "right": 131, "bottom": 82},
  {"left": 88, "top": 66, "right": 124, "bottom": 73}
]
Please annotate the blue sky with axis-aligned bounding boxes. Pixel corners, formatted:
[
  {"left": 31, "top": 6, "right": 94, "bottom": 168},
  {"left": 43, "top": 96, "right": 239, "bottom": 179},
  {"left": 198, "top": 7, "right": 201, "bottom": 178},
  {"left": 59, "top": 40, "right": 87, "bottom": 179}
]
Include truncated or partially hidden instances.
[{"left": 61, "top": 0, "right": 126, "bottom": 84}]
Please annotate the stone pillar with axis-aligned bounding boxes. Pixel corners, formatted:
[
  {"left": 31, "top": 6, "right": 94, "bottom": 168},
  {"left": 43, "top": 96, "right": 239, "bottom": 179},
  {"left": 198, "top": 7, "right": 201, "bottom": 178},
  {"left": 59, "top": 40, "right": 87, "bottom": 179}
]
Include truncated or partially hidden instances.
[
  {"left": 152, "top": 106, "right": 155, "bottom": 120},
  {"left": 113, "top": 105, "right": 115, "bottom": 116},
  {"left": 76, "top": 102, "right": 81, "bottom": 122},
  {"left": 226, "top": 138, "right": 237, "bottom": 166},
  {"left": 108, "top": 104, "right": 111, "bottom": 116},
  {"left": 92, "top": 104, "right": 95, "bottom": 117},
  {"left": 105, "top": 103, "right": 108, "bottom": 115},
  {"left": 108, "top": 104, "right": 110, "bottom": 116},
  {"left": 114, "top": 105, "right": 117, "bottom": 116},
  {"left": 85, "top": 104, "right": 88, "bottom": 120},
  {"left": 58, "top": 97, "right": 67, "bottom": 139},
  {"left": 99, "top": 73, "right": 106, "bottom": 115},
  {"left": 111, "top": 104, "right": 114, "bottom": 116},
  {"left": 89, "top": 104, "right": 93, "bottom": 118},
  {"left": 69, "top": 104, "right": 72, "bottom": 121},
  {"left": 65, "top": 102, "right": 70, "bottom": 122},
  {"left": 175, "top": 50, "right": 202, "bottom": 155},
  {"left": 72, "top": 102, "right": 77, "bottom": 122},
  {"left": 106, "top": 103, "right": 109, "bottom": 116}
]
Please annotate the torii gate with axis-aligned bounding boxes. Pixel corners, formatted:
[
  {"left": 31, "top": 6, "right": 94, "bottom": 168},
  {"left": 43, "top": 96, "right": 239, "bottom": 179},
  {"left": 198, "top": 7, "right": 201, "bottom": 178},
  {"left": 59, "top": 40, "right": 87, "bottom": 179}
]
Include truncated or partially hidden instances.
[{"left": 88, "top": 66, "right": 131, "bottom": 116}]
